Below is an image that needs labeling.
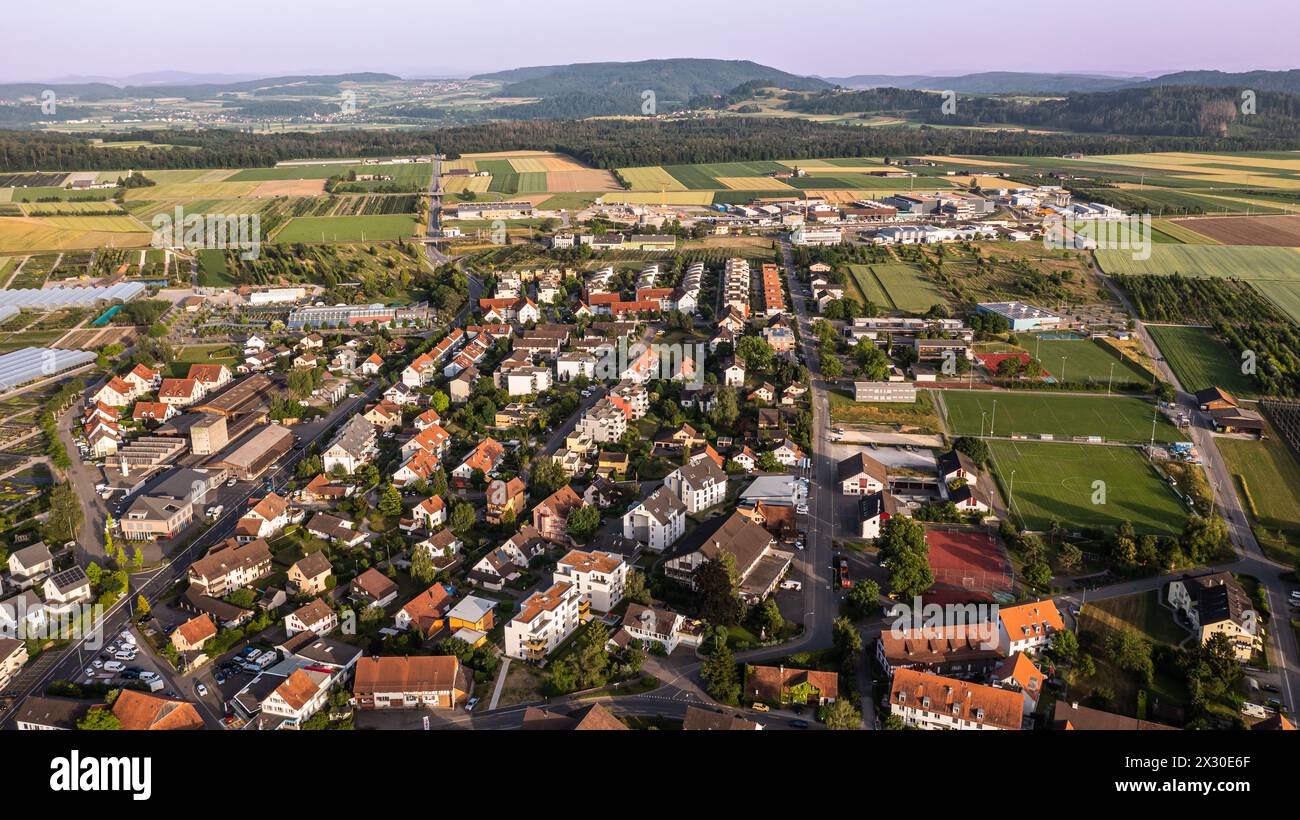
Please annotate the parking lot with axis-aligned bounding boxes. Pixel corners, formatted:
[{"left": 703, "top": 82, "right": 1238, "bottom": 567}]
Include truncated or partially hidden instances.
[{"left": 74, "top": 625, "right": 179, "bottom": 698}]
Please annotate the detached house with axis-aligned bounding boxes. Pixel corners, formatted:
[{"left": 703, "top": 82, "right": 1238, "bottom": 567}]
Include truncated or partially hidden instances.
[
  {"left": 837, "top": 452, "right": 888, "bottom": 495},
  {"left": 412, "top": 495, "right": 447, "bottom": 530},
  {"left": 996, "top": 600, "right": 1064, "bottom": 656},
  {"left": 532, "top": 485, "right": 585, "bottom": 544},
  {"left": 7, "top": 542, "right": 54, "bottom": 590},
  {"left": 188, "top": 539, "right": 272, "bottom": 597},
  {"left": 353, "top": 655, "right": 469, "bottom": 710},
  {"left": 623, "top": 486, "right": 687, "bottom": 552},
  {"left": 235, "top": 492, "right": 291, "bottom": 542},
  {"left": 287, "top": 552, "right": 333, "bottom": 596},
  {"left": 452, "top": 437, "right": 505, "bottom": 485},
  {"left": 351, "top": 568, "right": 399, "bottom": 610},
  {"left": 1168, "top": 571, "right": 1263, "bottom": 661},
  {"left": 664, "top": 458, "right": 727, "bottom": 514},
  {"left": 395, "top": 583, "right": 453, "bottom": 637},
  {"left": 746, "top": 665, "right": 839, "bottom": 707},
  {"left": 485, "top": 477, "right": 527, "bottom": 525},
  {"left": 285, "top": 598, "right": 338, "bottom": 638}
]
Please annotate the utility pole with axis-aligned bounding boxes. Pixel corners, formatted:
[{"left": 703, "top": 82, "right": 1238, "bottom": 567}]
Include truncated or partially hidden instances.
[
  {"left": 990, "top": 399, "right": 998, "bottom": 438},
  {"left": 1107, "top": 361, "right": 1115, "bottom": 396}
]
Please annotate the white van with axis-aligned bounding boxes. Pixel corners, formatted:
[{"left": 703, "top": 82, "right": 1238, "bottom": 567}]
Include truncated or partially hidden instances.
[{"left": 103, "top": 661, "right": 124, "bottom": 673}]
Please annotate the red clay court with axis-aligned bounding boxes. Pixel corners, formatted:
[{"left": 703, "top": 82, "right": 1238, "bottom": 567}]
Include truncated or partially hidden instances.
[{"left": 924, "top": 528, "right": 1013, "bottom": 596}]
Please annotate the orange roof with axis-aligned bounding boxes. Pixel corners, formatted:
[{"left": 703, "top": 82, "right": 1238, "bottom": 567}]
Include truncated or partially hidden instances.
[
  {"left": 273, "top": 669, "right": 323, "bottom": 712},
  {"left": 174, "top": 614, "right": 217, "bottom": 647},
  {"left": 159, "top": 378, "right": 200, "bottom": 399},
  {"left": 889, "top": 667, "right": 1023, "bottom": 730},
  {"left": 514, "top": 581, "right": 574, "bottom": 625},
  {"left": 416, "top": 495, "right": 445, "bottom": 515},
  {"left": 400, "top": 584, "right": 453, "bottom": 633},
  {"left": 111, "top": 689, "right": 204, "bottom": 730},
  {"left": 130, "top": 364, "right": 159, "bottom": 380},
  {"left": 461, "top": 437, "right": 504, "bottom": 474},
  {"left": 999, "top": 600, "right": 1064, "bottom": 642},
  {"left": 104, "top": 376, "right": 133, "bottom": 396},
  {"left": 415, "top": 408, "right": 441, "bottom": 426},
  {"left": 187, "top": 363, "right": 228, "bottom": 383},
  {"left": 353, "top": 655, "right": 463, "bottom": 696},
  {"left": 557, "top": 549, "right": 624, "bottom": 575},
  {"left": 995, "top": 652, "right": 1044, "bottom": 703},
  {"left": 248, "top": 491, "right": 288, "bottom": 522}
]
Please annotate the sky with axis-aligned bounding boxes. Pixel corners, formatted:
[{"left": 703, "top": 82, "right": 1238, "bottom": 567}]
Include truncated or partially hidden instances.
[{"left": 3, "top": 0, "right": 1297, "bottom": 82}]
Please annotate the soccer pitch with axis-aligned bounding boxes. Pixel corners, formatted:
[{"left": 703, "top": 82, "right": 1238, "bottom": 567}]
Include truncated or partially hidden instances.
[
  {"left": 987, "top": 440, "right": 1188, "bottom": 534},
  {"left": 941, "top": 391, "right": 1182, "bottom": 444}
]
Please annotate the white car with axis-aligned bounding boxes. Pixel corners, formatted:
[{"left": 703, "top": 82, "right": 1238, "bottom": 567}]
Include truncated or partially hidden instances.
[
  {"left": 796, "top": 504, "right": 810, "bottom": 515},
  {"left": 119, "top": 631, "right": 135, "bottom": 644},
  {"left": 196, "top": 684, "right": 209, "bottom": 697},
  {"left": 103, "top": 661, "right": 124, "bottom": 673},
  {"left": 780, "top": 580, "right": 802, "bottom": 591},
  {"left": 84, "top": 668, "right": 95, "bottom": 678},
  {"left": 226, "top": 478, "right": 237, "bottom": 487},
  {"left": 140, "top": 671, "right": 159, "bottom": 683}
]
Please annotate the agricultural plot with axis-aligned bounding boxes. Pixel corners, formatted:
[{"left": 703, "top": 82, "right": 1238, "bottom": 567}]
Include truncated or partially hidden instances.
[
  {"left": 1167, "top": 214, "right": 1300, "bottom": 245},
  {"left": 988, "top": 440, "right": 1187, "bottom": 534},
  {"left": 1217, "top": 432, "right": 1300, "bottom": 564},
  {"left": 0, "top": 217, "right": 150, "bottom": 253},
  {"left": 847, "top": 264, "right": 890, "bottom": 306},
  {"left": 869, "top": 263, "right": 949, "bottom": 313},
  {"left": 663, "top": 164, "right": 723, "bottom": 190},
  {"left": 618, "top": 166, "right": 688, "bottom": 192},
  {"left": 123, "top": 181, "right": 261, "bottom": 201},
  {"left": 544, "top": 170, "right": 621, "bottom": 192},
  {"left": 1147, "top": 324, "right": 1257, "bottom": 397},
  {"left": 942, "top": 391, "right": 1181, "bottom": 443},
  {"left": 271, "top": 214, "right": 419, "bottom": 243}
]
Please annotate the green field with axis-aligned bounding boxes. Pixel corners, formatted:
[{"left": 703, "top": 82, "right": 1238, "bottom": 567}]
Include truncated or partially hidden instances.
[
  {"left": 1217, "top": 433, "right": 1300, "bottom": 564},
  {"left": 988, "top": 440, "right": 1188, "bottom": 534},
  {"left": 1147, "top": 324, "right": 1257, "bottom": 398},
  {"left": 196, "top": 248, "right": 234, "bottom": 287},
  {"left": 942, "top": 391, "right": 1181, "bottom": 443},
  {"left": 272, "top": 214, "right": 419, "bottom": 243},
  {"left": 663, "top": 164, "right": 723, "bottom": 190},
  {"left": 1014, "top": 333, "right": 1151, "bottom": 385},
  {"left": 847, "top": 262, "right": 948, "bottom": 313},
  {"left": 1096, "top": 244, "right": 1300, "bottom": 278}
]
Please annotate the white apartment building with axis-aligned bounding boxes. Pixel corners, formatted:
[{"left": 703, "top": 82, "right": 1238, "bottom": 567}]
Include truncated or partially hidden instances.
[
  {"left": 553, "top": 549, "right": 628, "bottom": 614},
  {"left": 503, "top": 581, "right": 583, "bottom": 661}
]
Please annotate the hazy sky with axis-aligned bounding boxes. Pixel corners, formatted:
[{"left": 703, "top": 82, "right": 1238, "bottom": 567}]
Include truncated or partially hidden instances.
[{"left": 5, "top": 0, "right": 1297, "bottom": 82}]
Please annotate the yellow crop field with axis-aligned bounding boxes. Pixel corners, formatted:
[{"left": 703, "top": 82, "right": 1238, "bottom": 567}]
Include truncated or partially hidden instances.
[
  {"left": 0, "top": 217, "right": 151, "bottom": 253},
  {"left": 41, "top": 215, "right": 145, "bottom": 232},
  {"left": 715, "top": 176, "right": 793, "bottom": 190},
  {"left": 508, "top": 157, "right": 551, "bottom": 173},
  {"left": 915, "top": 155, "right": 1018, "bottom": 167},
  {"left": 536, "top": 156, "right": 586, "bottom": 171},
  {"left": 602, "top": 191, "right": 715, "bottom": 206},
  {"left": 440, "top": 159, "right": 477, "bottom": 172},
  {"left": 124, "top": 181, "right": 260, "bottom": 201},
  {"left": 617, "top": 166, "right": 687, "bottom": 191},
  {"left": 442, "top": 176, "right": 492, "bottom": 193},
  {"left": 1170, "top": 172, "right": 1300, "bottom": 189},
  {"left": 95, "top": 169, "right": 236, "bottom": 185},
  {"left": 545, "top": 170, "right": 622, "bottom": 192},
  {"left": 462, "top": 150, "right": 553, "bottom": 158},
  {"left": 251, "top": 179, "right": 328, "bottom": 197}
]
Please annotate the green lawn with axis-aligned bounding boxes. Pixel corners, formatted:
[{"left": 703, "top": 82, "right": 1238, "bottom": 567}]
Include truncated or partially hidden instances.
[
  {"left": 942, "top": 391, "right": 1182, "bottom": 443},
  {"left": 1014, "top": 333, "right": 1151, "bottom": 385},
  {"left": 1217, "top": 432, "right": 1300, "bottom": 565},
  {"left": 272, "top": 214, "right": 419, "bottom": 243},
  {"left": 1079, "top": 590, "right": 1188, "bottom": 647},
  {"left": 988, "top": 440, "right": 1188, "bottom": 534},
  {"left": 1147, "top": 324, "right": 1257, "bottom": 398}
]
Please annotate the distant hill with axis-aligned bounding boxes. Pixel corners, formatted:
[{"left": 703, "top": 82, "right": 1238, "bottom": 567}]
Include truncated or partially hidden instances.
[
  {"left": 824, "top": 71, "right": 1144, "bottom": 94},
  {"left": 474, "top": 58, "right": 831, "bottom": 117},
  {"left": 1140, "top": 69, "right": 1300, "bottom": 95},
  {"left": 0, "top": 72, "right": 401, "bottom": 102}
]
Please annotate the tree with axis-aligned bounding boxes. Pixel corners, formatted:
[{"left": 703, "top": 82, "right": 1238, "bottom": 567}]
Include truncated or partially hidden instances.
[
  {"left": 530, "top": 457, "right": 568, "bottom": 495},
  {"left": 77, "top": 709, "right": 121, "bottom": 730},
  {"left": 821, "top": 698, "right": 861, "bottom": 730},
  {"left": 878, "top": 517, "right": 933, "bottom": 600},
  {"left": 1023, "top": 560, "right": 1052, "bottom": 590},
  {"left": 569, "top": 620, "right": 611, "bottom": 689},
  {"left": 1057, "top": 541, "right": 1083, "bottom": 571},
  {"left": 847, "top": 579, "right": 880, "bottom": 617},
  {"left": 430, "top": 390, "right": 450, "bottom": 414},
  {"left": 709, "top": 386, "right": 739, "bottom": 429},
  {"left": 135, "top": 594, "right": 151, "bottom": 618},
  {"left": 450, "top": 501, "right": 476, "bottom": 536},
  {"left": 1049, "top": 628, "right": 1079, "bottom": 664},
  {"left": 132, "top": 546, "right": 144, "bottom": 571},
  {"left": 566, "top": 504, "right": 600, "bottom": 543},
  {"left": 952, "top": 436, "right": 989, "bottom": 466},
  {"left": 377, "top": 483, "right": 403, "bottom": 518},
  {"left": 756, "top": 597, "right": 784, "bottom": 639},
  {"left": 410, "top": 543, "right": 437, "bottom": 585},
  {"left": 735, "top": 336, "right": 774, "bottom": 372},
  {"left": 46, "top": 482, "right": 82, "bottom": 544},
  {"left": 695, "top": 556, "right": 741, "bottom": 626},
  {"left": 624, "top": 570, "right": 652, "bottom": 606},
  {"left": 819, "top": 353, "right": 843, "bottom": 378},
  {"left": 700, "top": 643, "right": 740, "bottom": 704}
]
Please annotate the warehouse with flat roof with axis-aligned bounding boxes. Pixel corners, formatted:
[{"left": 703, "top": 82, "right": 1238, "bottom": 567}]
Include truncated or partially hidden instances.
[
  {"left": 976, "top": 301, "right": 1062, "bottom": 331},
  {"left": 212, "top": 424, "right": 296, "bottom": 481}
]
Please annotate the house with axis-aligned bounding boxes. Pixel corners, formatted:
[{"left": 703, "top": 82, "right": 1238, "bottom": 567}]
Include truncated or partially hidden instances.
[
  {"left": 858, "top": 491, "right": 899, "bottom": 539},
  {"left": 42, "top": 566, "right": 92, "bottom": 610},
  {"left": 446, "top": 594, "right": 497, "bottom": 638},
  {"left": 92, "top": 376, "right": 135, "bottom": 407},
  {"left": 583, "top": 475, "right": 621, "bottom": 509},
  {"left": 170, "top": 614, "right": 218, "bottom": 653},
  {"left": 520, "top": 702, "right": 628, "bottom": 730},
  {"left": 682, "top": 705, "right": 761, "bottom": 731},
  {"left": 470, "top": 547, "right": 524, "bottom": 591},
  {"left": 745, "top": 665, "right": 839, "bottom": 706},
  {"left": 553, "top": 549, "right": 627, "bottom": 614},
  {"left": 1195, "top": 386, "right": 1237, "bottom": 412},
  {"left": 322, "top": 415, "right": 376, "bottom": 475},
  {"left": 664, "top": 458, "right": 727, "bottom": 514},
  {"left": 415, "top": 529, "right": 463, "bottom": 568},
  {"left": 395, "top": 583, "right": 453, "bottom": 637},
  {"left": 111, "top": 689, "right": 205, "bottom": 730},
  {"left": 412, "top": 495, "right": 447, "bottom": 530},
  {"left": 769, "top": 438, "right": 805, "bottom": 467},
  {"left": 158, "top": 377, "right": 205, "bottom": 407},
  {"left": 188, "top": 539, "right": 272, "bottom": 596},
  {"left": 1168, "top": 571, "right": 1262, "bottom": 661},
  {"left": 996, "top": 600, "right": 1064, "bottom": 656},
  {"left": 0, "top": 590, "right": 46, "bottom": 638},
  {"left": 663, "top": 511, "right": 792, "bottom": 604},
  {"left": 616, "top": 603, "right": 699, "bottom": 654},
  {"left": 13, "top": 695, "right": 94, "bottom": 730},
  {"left": 596, "top": 450, "right": 630, "bottom": 477},
  {"left": 722, "top": 358, "right": 746, "bottom": 387},
  {"left": 874, "top": 622, "right": 1002, "bottom": 680},
  {"left": 485, "top": 477, "right": 528, "bottom": 524},
  {"left": 413, "top": 408, "right": 442, "bottom": 431},
  {"left": 748, "top": 382, "right": 776, "bottom": 404},
  {"left": 360, "top": 353, "right": 384, "bottom": 376},
  {"left": 837, "top": 452, "right": 888, "bottom": 495},
  {"left": 186, "top": 363, "right": 232, "bottom": 392},
  {"left": 532, "top": 485, "right": 585, "bottom": 543},
  {"left": 384, "top": 382, "right": 419, "bottom": 405},
  {"left": 300, "top": 473, "right": 352, "bottom": 503},
  {"left": 938, "top": 449, "right": 980, "bottom": 487},
  {"left": 888, "top": 668, "right": 1024, "bottom": 731},
  {"left": 452, "top": 437, "right": 505, "bottom": 484},
  {"left": 993, "top": 652, "right": 1044, "bottom": 715},
  {"left": 1051, "top": 701, "right": 1177, "bottom": 731},
  {"left": 255, "top": 667, "right": 333, "bottom": 729},
  {"left": 132, "top": 401, "right": 177, "bottom": 426},
  {"left": 623, "top": 485, "right": 687, "bottom": 552},
  {"left": 122, "top": 364, "right": 160, "bottom": 394},
  {"left": 235, "top": 492, "right": 290, "bottom": 542},
  {"left": 287, "top": 551, "right": 332, "bottom": 596},
  {"left": 306, "top": 513, "right": 368, "bottom": 548},
  {"left": 401, "top": 422, "right": 451, "bottom": 461},
  {"left": 949, "top": 483, "right": 992, "bottom": 514},
  {"left": 353, "top": 655, "right": 469, "bottom": 710},
  {"left": 504, "top": 581, "right": 583, "bottom": 660},
  {"left": 7, "top": 542, "right": 53, "bottom": 590},
  {"left": 351, "top": 568, "right": 398, "bottom": 610},
  {"left": 731, "top": 446, "right": 759, "bottom": 473},
  {"left": 0, "top": 638, "right": 29, "bottom": 691},
  {"left": 659, "top": 423, "right": 707, "bottom": 453},
  {"left": 285, "top": 598, "right": 338, "bottom": 637},
  {"left": 363, "top": 400, "right": 403, "bottom": 431}
]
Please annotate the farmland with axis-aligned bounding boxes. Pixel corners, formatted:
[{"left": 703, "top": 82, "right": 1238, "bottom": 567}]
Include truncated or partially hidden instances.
[
  {"left": 1217, "top": 428, "right": 1300, "bottom": 565},
  {"left": 848, "top": 262, "right": 949, "bottom": 313},
  {"left": 1095, "top": 243, "right": 1300, "bottom": 278},
  {"left": 1147, "top": 324, "right": 1257, "bottom": 397},
  {"left": 1168, "top": 214, "right": 1300, "bottom": 245},
  {"left": 988, "top": 440, "right": 1187, "bottom": 534},
  {"left": 271, "top": 214, "right": 420, "bottom": 243},
  {"left": 941, "top": 391, "right": 1181, "bottom": 443}
]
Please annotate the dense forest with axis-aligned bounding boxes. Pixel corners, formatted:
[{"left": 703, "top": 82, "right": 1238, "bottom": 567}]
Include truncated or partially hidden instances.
[
  {"left": 789, "top": 86, "right": 1300, "bottom": 138},
  {"left": 1113, "top": 274, "right": 1300, "bottom": 397},
  {"left": 4, "top": 115, "right": 1299, "bottom": 173}
]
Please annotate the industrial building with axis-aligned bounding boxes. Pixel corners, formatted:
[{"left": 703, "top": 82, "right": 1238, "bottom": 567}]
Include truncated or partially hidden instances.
[
  {"left": 212, "top": 425, "right": 296, "bottom": 481},
  {"left": 976, "top": 302, "right": 1063, "bottom": 332}
]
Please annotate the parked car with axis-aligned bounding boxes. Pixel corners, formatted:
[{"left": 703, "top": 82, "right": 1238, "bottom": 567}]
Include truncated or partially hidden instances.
[
  {"left": 751, "top": 703, "right": 770, "bottom": 712},
  {"left": 789, "top": 719, "right": 810, "bottom": 729},
  {"left": 196, "top": 684, "right": 209, "bottom": 697},
  {"left": 103, "top": 661, "right": 124, "bottom": 673},
  {"left": 464, "top": 696, "right": 480, "bottom": 712}
]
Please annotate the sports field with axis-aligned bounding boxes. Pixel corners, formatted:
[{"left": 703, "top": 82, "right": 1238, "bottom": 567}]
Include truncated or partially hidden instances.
[
  {"left": 942, "top": 391, "right": 1181, "bottom": 443},
  {"left": 924, "top": 529, "right": 1012, "bottom": 594},
  {"left": 988, "top": 440, "right": 1187, "bottom": 534},
  {"left": 1147, "top": 324, "right": 1257, "bottom": 397},
  {"left": 1014, "top": 333, "right": 1151, "bottom": 385}
]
